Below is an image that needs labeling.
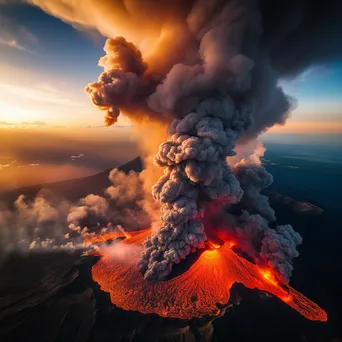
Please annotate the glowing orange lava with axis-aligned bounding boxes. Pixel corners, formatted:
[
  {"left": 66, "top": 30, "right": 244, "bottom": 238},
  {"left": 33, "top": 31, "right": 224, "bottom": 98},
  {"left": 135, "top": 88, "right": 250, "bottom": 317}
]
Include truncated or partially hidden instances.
[
  {"left": 84, "top": 229, "right": 139, "bottom": 245},
  {"left": 207, "top": 240, "right": 223, "bottom": 249},
  {"left": 83, "top": 231, "right": 126, "bottom": 245},
  {"left": 91, "top": 229, "right": 327, "bottom": 322},
  {"left": 258, "top": 268, "right": 278, "bottom": 286}
]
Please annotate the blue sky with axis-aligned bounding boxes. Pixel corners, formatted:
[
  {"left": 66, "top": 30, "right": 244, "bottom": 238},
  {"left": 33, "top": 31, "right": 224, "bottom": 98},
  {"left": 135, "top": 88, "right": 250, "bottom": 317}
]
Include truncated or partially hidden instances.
[
  {"left": 1, "top": 1, "right": 342, "bottom": 133},
  {"left": 0, "top": 3, "right": 104, "bottom": 82}
]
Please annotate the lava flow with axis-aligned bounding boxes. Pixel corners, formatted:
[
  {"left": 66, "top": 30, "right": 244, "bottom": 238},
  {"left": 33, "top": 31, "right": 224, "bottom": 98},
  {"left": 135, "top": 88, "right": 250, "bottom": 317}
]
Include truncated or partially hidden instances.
[{"left": 91, "top": 229, "right": 327, "bottom": 322}]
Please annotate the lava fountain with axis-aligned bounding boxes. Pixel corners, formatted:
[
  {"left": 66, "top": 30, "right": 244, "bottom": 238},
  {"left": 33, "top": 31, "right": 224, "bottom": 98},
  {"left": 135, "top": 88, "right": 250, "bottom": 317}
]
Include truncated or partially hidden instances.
[{"left": 91, "top": 229, "right": 327, "bottom": 322}]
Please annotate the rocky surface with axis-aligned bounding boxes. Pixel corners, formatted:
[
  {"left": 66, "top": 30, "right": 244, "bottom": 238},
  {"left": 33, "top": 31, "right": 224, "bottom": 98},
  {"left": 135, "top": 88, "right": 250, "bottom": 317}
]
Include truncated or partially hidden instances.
[
  {"left": 263, "top": 189, "right": 324, "bottom": 215},
  {"left": 0, "top": 251, "right": 97, "bottom": 342}
]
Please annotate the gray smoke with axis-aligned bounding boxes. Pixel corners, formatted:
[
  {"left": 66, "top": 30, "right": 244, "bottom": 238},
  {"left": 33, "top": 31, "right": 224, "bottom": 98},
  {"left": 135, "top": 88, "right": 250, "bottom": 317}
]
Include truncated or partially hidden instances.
[
  {"left": 28, "top": 0, "right": 342, "bottom": 282},
  {"left": 0, "top": 168, "right": 150, "bottom": 260},
  {"left": 260, "top": 224, "right": 302, "bottom": 282},
  {"left": 134, "top": 0, "right": 300, "bottom": 281},
  {"left": 234, "top": 165, "right": 276, "bottom": 222},
  {"left": 67, "top": 168, "right": 150, "bottom": 233},
  {"left": 231, "top": 162, "right": 302, "bottom": 283},
  {"left": 85, "top": 37, "right": 163, "bottom": 126},
  {"left": 138, "top": 98, "right": 251, "bottom": 280},
  {"left": 0, "top": 194, "right": 72, "bottom": 261}
]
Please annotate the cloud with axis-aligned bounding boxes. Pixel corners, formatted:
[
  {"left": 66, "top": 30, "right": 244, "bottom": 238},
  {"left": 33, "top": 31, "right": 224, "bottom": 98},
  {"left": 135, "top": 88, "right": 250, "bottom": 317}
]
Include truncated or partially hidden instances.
[
  {"left": 0, "top": 37, "right": 31, "bottom": 52},
  {"left": 0, "top": 83, "right": 80, "bottom": 106},
  {"left": 0, "top": 120, "right": 46, "bottom": 127},
  {"left": 0, "top": 160, "right": 16, "bottom": 170},
  {"left": 0, "top": 158, "right": 39, "bottom": 172},
  {"left": 0, "top": 11, "right": 39, "bottom": 54},
  {"left": 0, "top": 193, "right": 72, "bottom": 259},
  {"left": 0, "top": 121, "right": 15, "bottom": 126},
  {"left": 70, "top": 153, "right": 85, "bottom": 161},
  {"left": 22, "top": 121, "right": 46, "bottom": 126},
  {"left": 17, "top": 163, "right": 39, "bottom": 168}
]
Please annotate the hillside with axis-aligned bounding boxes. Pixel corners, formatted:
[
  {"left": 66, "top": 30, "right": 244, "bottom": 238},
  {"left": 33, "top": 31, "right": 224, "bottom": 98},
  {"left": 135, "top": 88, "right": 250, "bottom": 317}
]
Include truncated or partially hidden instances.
[{"left": 1, "top": 157, "right": 143, "bottom": 205}]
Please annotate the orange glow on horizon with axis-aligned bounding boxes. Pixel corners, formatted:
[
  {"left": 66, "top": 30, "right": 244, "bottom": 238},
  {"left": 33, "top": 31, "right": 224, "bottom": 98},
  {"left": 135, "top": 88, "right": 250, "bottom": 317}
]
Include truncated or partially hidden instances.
[{"left": 90, "top": 229, "right": 328, "bottom": 322}]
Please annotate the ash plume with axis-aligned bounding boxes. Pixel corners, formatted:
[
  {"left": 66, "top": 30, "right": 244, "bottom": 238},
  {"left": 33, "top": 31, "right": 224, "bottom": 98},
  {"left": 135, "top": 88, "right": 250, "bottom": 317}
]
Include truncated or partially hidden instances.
[
  {"left": 139, "top": 99, "right": 249, "bottom": 280},
  {"left": 28, "top": 0, "right": 342, "bottom": 282},
  {"left": 260, "top": 224, "right": 302, "bottom": 283},
  {"left": 234, "top": 164, "right": 276, "bottom": 222}
]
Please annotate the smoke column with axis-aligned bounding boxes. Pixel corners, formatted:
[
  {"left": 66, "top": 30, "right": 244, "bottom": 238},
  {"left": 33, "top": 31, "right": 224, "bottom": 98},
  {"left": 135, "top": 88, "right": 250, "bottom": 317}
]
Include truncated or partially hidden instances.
[{"left": 28, "top": 0, "right": 342, "bottom": 282}]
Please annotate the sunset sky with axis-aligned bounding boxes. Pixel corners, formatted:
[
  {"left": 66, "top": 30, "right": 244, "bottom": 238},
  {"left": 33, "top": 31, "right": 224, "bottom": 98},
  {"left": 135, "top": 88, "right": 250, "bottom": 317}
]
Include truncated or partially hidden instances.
[
  {"left": 1, "top": 2, "right": 342, "bottom": 133},
  {"left": 1, "top": 1, "right": 342, "bottom": 192}
]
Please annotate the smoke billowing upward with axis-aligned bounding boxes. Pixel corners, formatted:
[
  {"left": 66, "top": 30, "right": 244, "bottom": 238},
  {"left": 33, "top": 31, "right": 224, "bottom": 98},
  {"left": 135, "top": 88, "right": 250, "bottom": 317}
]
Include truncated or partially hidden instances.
[
  {"left": 0, "top": 194, "right": 71, "bottom": 260},
  {"left": 0, "top": 168, "right": 150, "bottom": 261},
  {"left": 234, "top": 165, "right": 276, "bottom": 222},
  {"left": 27, "top": 0, "right": 342, "bottom": 282},
  {"left": 67, "top": 168, "right": 151, "bottom": 232}
]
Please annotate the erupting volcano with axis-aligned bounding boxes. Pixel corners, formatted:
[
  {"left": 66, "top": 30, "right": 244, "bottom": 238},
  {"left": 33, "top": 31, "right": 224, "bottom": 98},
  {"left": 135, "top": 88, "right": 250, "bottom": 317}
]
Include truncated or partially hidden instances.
[
  {"left": 29, "top": 0, "right": 339, "bottom": 325},
  {"left": 91, "top": 229, "right": 327, "bottom": 321}
]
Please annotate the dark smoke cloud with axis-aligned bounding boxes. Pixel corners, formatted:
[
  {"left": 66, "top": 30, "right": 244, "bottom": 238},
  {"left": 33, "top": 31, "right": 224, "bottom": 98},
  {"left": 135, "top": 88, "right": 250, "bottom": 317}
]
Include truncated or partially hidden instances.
[
  {"left": 27, "top": 0, "right": 342, "bottom": 281},
  {"left": 84, "top": 37, "right": 160, "bottom": 126},
  {"left": 139, "top": 99, "right": 250, "bottom": 280},
  {"left": 234, "top": 164, "right": 276, "bottom": 222},
  {"left": 260, "top": 224, "right": 302, "bottom": 282},
  {"left": 260, "top": 0, "right": 342, "bottom": 77},
  {"left": 228, "top": 160, "right": 301, "bottom": 283}
]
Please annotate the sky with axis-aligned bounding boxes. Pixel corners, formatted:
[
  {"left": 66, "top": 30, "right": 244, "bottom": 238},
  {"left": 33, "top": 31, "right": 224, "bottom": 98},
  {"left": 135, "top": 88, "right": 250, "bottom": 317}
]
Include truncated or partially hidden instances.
[
  {"left": 0, "top": 1, "right": 342, "bottom": 133},
  {"left": 0, "top": 1, "right": 342, "bottom": 192}
]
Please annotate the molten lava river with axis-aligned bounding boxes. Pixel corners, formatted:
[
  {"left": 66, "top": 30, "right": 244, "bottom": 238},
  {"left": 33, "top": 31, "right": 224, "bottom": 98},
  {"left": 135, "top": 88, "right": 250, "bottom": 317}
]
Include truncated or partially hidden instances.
[{"left": 90, "top": 229, "right": 327, "bottom": 322}]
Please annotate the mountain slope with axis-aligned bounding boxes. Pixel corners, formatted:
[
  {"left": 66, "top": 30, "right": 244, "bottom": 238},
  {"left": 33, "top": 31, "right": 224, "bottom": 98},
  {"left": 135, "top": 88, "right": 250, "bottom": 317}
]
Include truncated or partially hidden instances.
[{"left": 1, "top": 157, "right": 143, "bottom": 205}]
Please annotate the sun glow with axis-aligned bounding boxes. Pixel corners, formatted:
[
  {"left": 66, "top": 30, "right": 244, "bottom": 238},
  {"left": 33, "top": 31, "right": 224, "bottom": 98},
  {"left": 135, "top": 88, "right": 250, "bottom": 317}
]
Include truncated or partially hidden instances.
[{"left": 0, "top": 100, "right": 45, "bottom": 124}]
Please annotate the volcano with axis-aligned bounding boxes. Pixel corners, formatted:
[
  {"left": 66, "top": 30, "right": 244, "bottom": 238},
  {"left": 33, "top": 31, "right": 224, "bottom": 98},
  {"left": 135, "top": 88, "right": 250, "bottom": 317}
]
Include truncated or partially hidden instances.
[
  {"left": 0, "top": 157, "right": 340, "bottom": 342},
  {"left": 90, "top": 228, "right": 327, "bottom": 321}
]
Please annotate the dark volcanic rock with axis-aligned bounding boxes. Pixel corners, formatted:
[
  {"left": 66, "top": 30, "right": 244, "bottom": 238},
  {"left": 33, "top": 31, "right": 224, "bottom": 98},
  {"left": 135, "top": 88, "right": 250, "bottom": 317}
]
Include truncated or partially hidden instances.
[
  {"left": 263, "top": 188, "right": 324, "bottom": 216},
  {"left": 0, "top": 251, "right": 97, "bottom": 342},
  {"left": 0, "top": 251, "right": 79, "bottom": 321}
]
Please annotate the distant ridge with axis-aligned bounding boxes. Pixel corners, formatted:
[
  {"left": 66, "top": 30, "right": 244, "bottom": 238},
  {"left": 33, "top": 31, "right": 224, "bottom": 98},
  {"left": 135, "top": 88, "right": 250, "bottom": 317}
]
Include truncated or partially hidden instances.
[
  {"left": 1, "top": 156, "right": 322, "bottom": 216},
  {"left": 1, "top": 157, "right": 143, "bottom": 205}
]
